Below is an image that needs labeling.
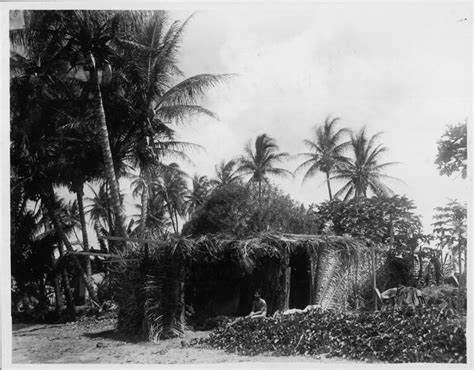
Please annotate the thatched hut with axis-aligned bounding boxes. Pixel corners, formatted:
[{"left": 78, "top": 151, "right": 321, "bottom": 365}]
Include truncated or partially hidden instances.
[{"left": 108, "top": 232, "right": 367, "bottom": 341}]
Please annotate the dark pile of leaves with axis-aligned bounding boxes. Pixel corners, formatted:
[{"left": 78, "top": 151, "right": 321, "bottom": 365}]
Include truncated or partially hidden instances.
[{"left": 203, "top": 306, "right": 466, "bottom": 363}]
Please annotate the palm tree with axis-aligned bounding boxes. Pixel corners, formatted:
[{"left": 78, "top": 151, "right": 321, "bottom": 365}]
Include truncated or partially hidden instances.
[
  {"left": 10, "top": 15, "right": 101, "bottom": 305},
  {"left": 11, "top": 10, "right": 128, "bottom": 239},
  {"left": 153, "top": 163, "right": 189, "bottom": 233},
  {"left": 130, "top": 196, "right": 171, "bottom": 239},
  {"left": 115, "top": 11, "right": 228, "bottom": 236},
  {"left": 86, "top": 183, "right": 113, "bottom": 233},
  {"left": 295, "top": 116, "right": 349, "bottom": 200},
  {"left": 332, "top": 128, "right": 398, "bottom": 200},
  {"left": 210, "top": 159, "right": 241, "bottom": 188},
  {"left": 184, "top": 174, "right": 210, "bottom": 217},
  {"left": 59, "top": 10, "right": 129, "bottom": 238},
  {"left": 237, "top": 134, "right": 292, "bottom": 205},
  {"left": 126, "top": 135, "right": 199, "bottom": 238}
]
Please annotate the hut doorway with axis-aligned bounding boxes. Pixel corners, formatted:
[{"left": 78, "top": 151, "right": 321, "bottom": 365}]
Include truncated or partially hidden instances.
[
  {"left": 186, "top": 259, "right": 242, "bottom": 317},
  {"left": 289, "top": 250, "right": 310, "bottom": 309}
]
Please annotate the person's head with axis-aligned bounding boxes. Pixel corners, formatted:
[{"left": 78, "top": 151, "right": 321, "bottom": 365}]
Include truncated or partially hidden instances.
[{"left": 253, "top": 290, "right": 261, "bottom": 300}]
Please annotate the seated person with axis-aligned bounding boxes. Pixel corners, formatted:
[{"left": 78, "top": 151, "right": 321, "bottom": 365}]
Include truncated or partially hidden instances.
[{"left": 246, "top": 290, "right": 267, "bottom": 318}]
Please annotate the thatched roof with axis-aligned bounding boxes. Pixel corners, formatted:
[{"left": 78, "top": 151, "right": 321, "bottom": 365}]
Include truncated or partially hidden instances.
[{"left": 125, "top": 232, "right": 369, "bottom": 273}]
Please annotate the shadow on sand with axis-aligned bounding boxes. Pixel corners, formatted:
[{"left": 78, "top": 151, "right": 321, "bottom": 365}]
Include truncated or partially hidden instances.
[{"left": 83, "top": 329, "right": 145, "bottom": 344}]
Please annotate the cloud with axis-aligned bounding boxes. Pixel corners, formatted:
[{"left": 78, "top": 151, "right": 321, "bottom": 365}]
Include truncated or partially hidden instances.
[{"left": 173, "top": 4, "right": 470, "bottom": 231}]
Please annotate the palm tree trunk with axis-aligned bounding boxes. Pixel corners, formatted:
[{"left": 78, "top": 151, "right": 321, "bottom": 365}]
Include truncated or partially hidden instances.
[
  {"left": 50, "top": 250, "right": 64, "bottom": 313},
  {"left": 75, "top": 182, "right": 92, "bottom": 277},
  {"left": 325, "top": 172, "right": 333, "bottom": 200},
  {"left": 104, "top": 180, "right": 113, "bottom": 233},
  {"left": 45, "top": 212, "right": 75, "bottom": 316},
  {"left": 174, "top": 209, "right": 180, "bottom": 233},
  {"left": 37, "top": 277, "right": 48, "bottom": 313},
  {"left": 258, "top": 180, "right": 263, "bottom": 230},
  {"left": 90, "top": 65, "right": 127, "bottom": 241},
  {"left": 178, "top": 264, "right": 186, "bottom": 331},
  {"left": 140, "top": 175, "right": 149, "bottom": 238},
  {"left": 418, "top": 252, "right": 423, "bottom": 282},
  {"left": 354, "top": 257, "right": 359, "bottom": 309},
  {"left": 58, "top": 241, "right": 76, "bottom": 316},
  {"left": 167, "top": 201, "right": 177, "bottom": 233},
  {"left": 52, "top": 274, "right": 63, "bottom": 313},
  {"left": 43, "top": 184, "right": 100, "bottom": 305}
]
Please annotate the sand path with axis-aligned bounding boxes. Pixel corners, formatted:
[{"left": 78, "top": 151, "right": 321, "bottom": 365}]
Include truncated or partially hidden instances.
[{"left": 11, "top": 315, "right": 362, "bottom": 364}]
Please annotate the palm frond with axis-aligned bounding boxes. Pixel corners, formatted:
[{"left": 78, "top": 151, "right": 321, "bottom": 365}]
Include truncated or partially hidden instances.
[
  {"left": 156, "top": 104, "right": 217, "bottom": 123},
  {"left": 156, "top": 74, "right": 233, "bottom": 109}
]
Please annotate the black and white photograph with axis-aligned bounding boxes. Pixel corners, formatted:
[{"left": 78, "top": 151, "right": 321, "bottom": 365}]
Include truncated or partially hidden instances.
[{"left": 2, "top": 2, "right": 471, "bottom": 367}]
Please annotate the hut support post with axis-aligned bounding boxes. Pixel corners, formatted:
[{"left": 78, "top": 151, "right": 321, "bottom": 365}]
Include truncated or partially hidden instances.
[
  {"left": 284, "top": 266, "right": 291, "bottom": 311},
  {"left": 309, "top": 255, "right": 316, "bottom": 305}
]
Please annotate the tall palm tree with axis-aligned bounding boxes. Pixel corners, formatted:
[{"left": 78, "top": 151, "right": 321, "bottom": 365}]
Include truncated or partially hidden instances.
[
  {"left": 295, "top": 116, "right": 349, "bottom": 200},
  {"left": 116, "top": 11, "right": 228, "bottom": 236},
  {"left": 11, "top": 10, "right": 128, "bottom": 239},
  {"left": 210, "top": 159, "right": 241, "bottom": 188},
  {"left": 10, "top": 15, "right": 101, "bottom": 304},
  {"left": 332, "top": 128, "right": 398, "bottom": 200},
  {"left": 184, "top": 174, "right": 210, "bottom": 217},
  {"left": 237, "top": 134, "right": 292, "bottom": 205},
  {"left": 59, "top": 10, "right": 129, "bottom": 238},
  {"left": 86, "top": 182, "right": 122, "bottom": 234}
]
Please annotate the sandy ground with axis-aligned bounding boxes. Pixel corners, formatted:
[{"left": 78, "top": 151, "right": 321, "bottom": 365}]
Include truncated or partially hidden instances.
[{"left": 11, "top": 315, "right": 362, "bottom": 364}]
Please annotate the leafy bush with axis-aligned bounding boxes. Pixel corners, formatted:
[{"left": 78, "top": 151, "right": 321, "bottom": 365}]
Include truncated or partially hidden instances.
[{"left": 203, "top": 306, "right": 466, "bottom": 363}]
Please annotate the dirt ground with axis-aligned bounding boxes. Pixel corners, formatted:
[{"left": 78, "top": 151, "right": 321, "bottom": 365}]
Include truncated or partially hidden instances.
[{"left": 11, "top": 315, "right": 362, "bottom": 364}]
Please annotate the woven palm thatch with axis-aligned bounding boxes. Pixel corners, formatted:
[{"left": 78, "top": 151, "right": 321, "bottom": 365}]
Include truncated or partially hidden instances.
[{"left": 111, "top": 232, "right": 367, "bottom": 341}]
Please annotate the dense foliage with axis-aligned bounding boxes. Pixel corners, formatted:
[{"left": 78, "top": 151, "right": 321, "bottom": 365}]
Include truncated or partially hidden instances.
[
  {"left": 204, "top": 307, "right": 466, "bottom": 363},
  {"left": 432, "top": 199, "right": 467, "bottom": 281},
  {"left": 182, "top": 183, "right": 319, "bottom": 237},
  {"left": 435, "top": 122, "right": 467, "bottom": 179},
  {"left": 315, "top": 195, "right": 428, "bottom": 254}
]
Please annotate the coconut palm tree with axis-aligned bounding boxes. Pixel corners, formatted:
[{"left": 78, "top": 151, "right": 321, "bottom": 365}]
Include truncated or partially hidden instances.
[
  {"left": 130, "top": 195, "right": 171, "bottom": 239},
  {"left": 11, "top": 10, "right": 129, "bottom": 239},
  {"left": 184, "top": 174, "right": 210, "bottom": 217},
  {"left": 295, "top": 116, "right": 349, "bottom": 200},
  {"left": 153, "top": 163, "right": 189, "bottom": 233},
  {"left": 128, "top": 134, "right": 199, "bottom": 237},
  {"left": 115, "top": 11, "right": 228, "bottom": 236},
  {"left": 10, "top": 15, "right": 102, "bottom": 305},
  {"left": 58, "top": 10, "right": 130, "bottom": 238},
  {"left": 210, "top": 159, "right": 241, "bottom": 188},
  {"left": 332, "top": 128, "right": 398, "bottom": 200},
  {"left": 237, "top": 134, "right": 292, "bottom": 205}
]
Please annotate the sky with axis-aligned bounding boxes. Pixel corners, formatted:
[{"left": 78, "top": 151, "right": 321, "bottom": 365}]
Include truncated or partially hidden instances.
[
  {"left": 161, "top": 3, "right": 471, "bottom": 233},
  {"left": 6, "top": 3, "right": 472, "bottom": 235}
]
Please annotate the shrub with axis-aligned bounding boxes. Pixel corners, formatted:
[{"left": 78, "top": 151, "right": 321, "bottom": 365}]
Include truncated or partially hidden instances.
[{"left": 203, "top": 306, "right": 466, "bottom": 363}]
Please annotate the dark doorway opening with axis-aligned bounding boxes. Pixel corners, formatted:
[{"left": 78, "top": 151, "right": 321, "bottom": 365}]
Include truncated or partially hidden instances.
[
  {"left": 289, "top": 250, "right": 310, "bottom": 309},
  {"left": 186, "top": 258, "right": 242, "bottom": 317}
]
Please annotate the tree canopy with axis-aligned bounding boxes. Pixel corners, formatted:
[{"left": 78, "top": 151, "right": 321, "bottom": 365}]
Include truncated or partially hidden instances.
[
  {"left": 315, "top": 195, "right": 428, "bottom": 255},
  {"left": 182, "top": 183, "right": 318, "bottom": 238},
  {"left": 435, "top": 121, "right": 467, "bottom": 179}
]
